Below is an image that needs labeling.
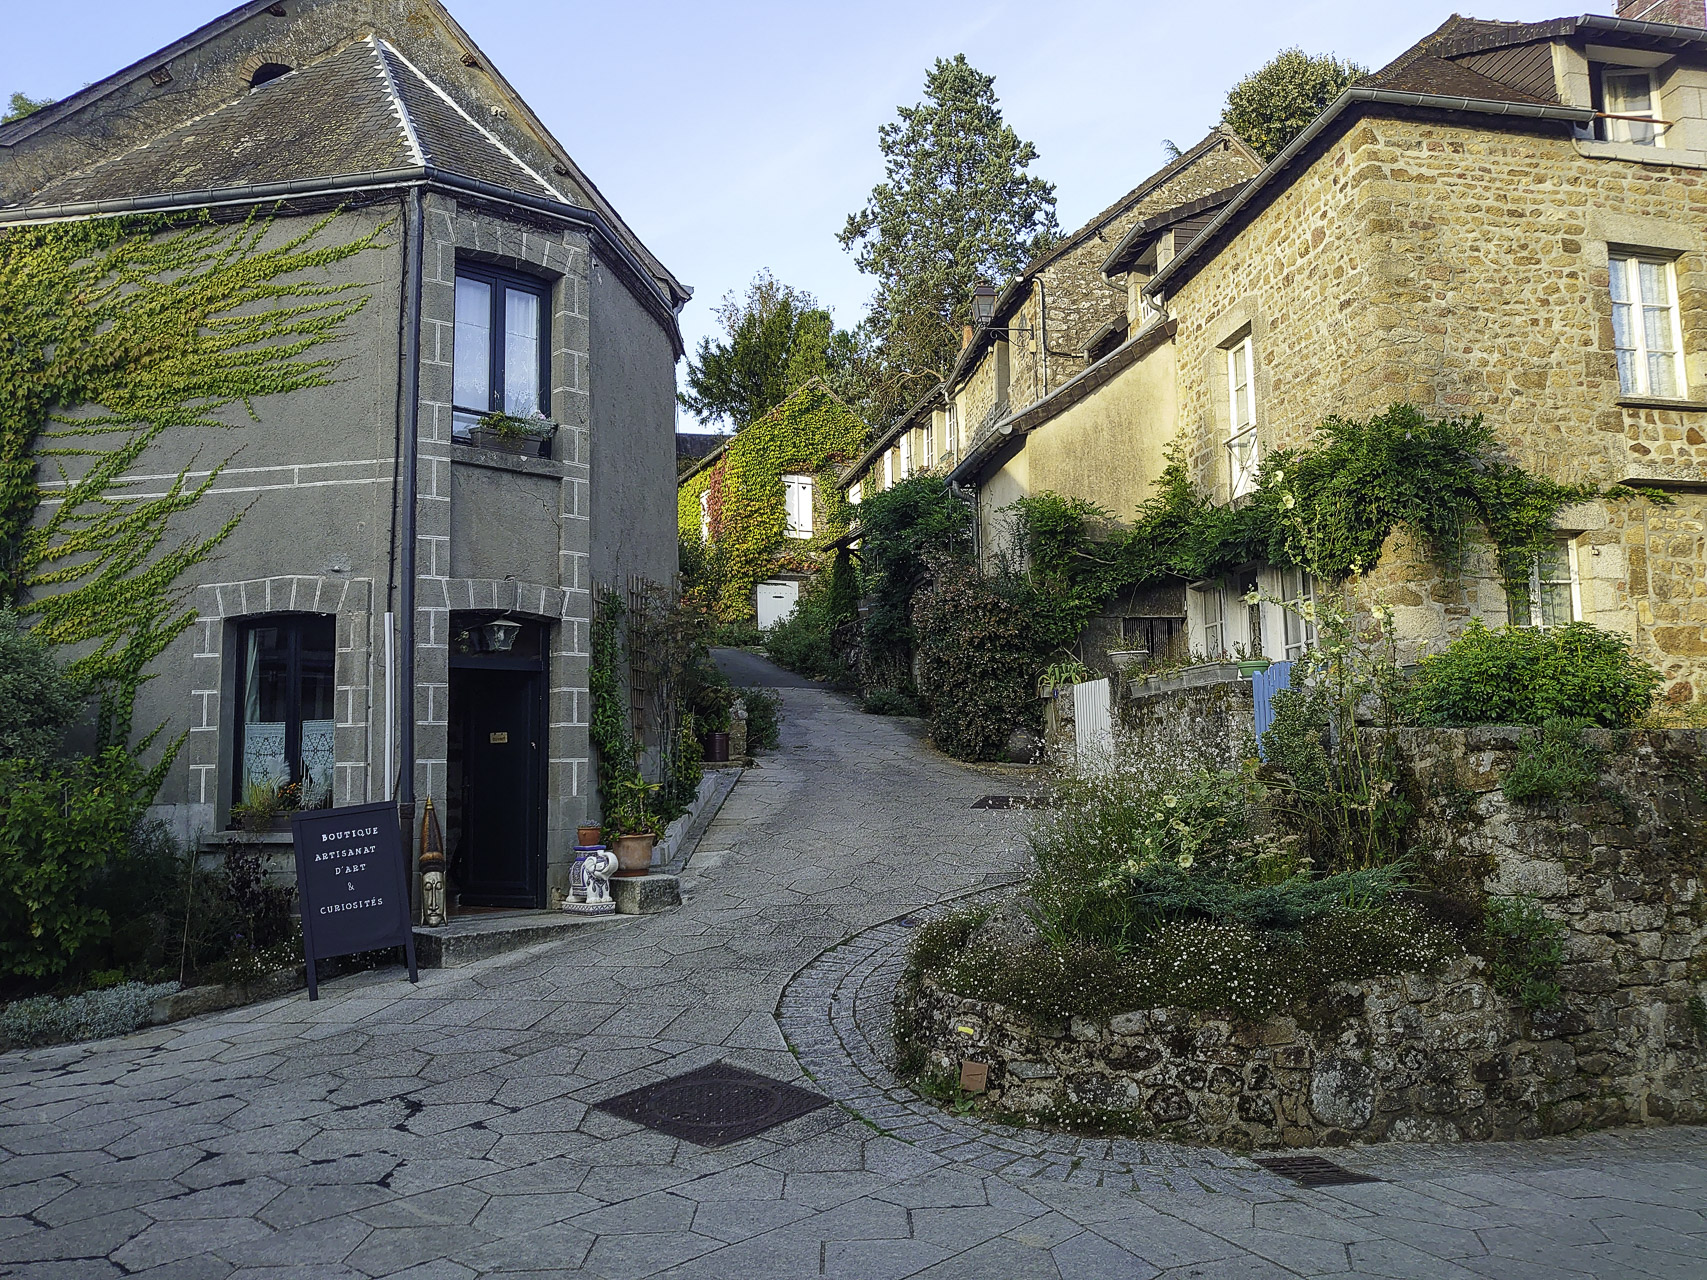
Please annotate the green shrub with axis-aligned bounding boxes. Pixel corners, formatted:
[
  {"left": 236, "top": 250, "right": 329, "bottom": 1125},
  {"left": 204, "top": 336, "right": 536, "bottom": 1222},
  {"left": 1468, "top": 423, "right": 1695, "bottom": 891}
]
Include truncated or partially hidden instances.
[
  {"left": 709, "top": 620, "right": 762, "bottom": 648},
  {"left": 739, "top": 686, "right": 782, "bottom": 751},
  {"left": 1501, "top": 718, "right": 1602, "bottom": 805},
  {"left": 763, "top": 576, "right": 851, "bottom": 683},
  {"left": 863, "top": 688, "right": 919, "bottom": 716},
  {"left": 1479, "top": 895, "right": 1566, "bottom": 1011},
  {"left": 0, "top": 748, "right": 157, "bottom": 979},
  {"left": 0, "top": 609, "right": 85, "bottom": 759},
  {"left": 913, "top": 557, "right": 1038, "bottom": 761},
  {"left": 857, "top": 475, "right": 973, "bottom": 683},
  {"left": 926, "top": 907, "right": 1457, "bottom": 1022},
  {"left": 1407, "top": 620, "right": 1661, "bottom": 728},
  {"left": 0, "top": 980, "right": 178, "bottom": 1049}
]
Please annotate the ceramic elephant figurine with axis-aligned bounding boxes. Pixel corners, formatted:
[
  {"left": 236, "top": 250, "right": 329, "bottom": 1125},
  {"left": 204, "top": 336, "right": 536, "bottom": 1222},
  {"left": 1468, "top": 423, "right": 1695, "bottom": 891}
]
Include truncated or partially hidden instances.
[{"left": 582, "top": 846, "right": 618, "bottom": 905}]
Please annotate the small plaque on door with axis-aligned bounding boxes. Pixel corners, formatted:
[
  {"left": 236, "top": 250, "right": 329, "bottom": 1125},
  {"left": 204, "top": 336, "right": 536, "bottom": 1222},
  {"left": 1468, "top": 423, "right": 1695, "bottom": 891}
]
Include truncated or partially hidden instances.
[{"left": 489, "top": 731, "right": 509, "bottom": 744}]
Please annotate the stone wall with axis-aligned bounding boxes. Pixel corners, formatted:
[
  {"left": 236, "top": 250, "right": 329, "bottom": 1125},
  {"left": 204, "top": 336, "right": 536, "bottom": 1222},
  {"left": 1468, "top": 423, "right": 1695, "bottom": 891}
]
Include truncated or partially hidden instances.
[
  {"left": 1114, "top": 670, "right": 1253, "bottom": 771},
  {"left": 908, "top": 726, "right": 1707, "bottom": 1148}
]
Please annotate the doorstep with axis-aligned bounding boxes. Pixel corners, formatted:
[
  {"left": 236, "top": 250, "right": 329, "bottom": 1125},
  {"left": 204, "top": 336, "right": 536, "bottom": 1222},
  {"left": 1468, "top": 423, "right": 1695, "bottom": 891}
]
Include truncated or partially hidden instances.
[{"left": 412, "top": 909, "right": 627, "bottom": 968}]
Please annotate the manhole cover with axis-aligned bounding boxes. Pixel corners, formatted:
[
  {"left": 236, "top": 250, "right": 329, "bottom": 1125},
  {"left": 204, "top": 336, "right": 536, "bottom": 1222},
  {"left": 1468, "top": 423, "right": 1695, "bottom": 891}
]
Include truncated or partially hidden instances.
[
  {"left": 971, "top": 795, "right": 1048, "bottom": 809},
  {"left": 593, "top": 1062, "right": 830, "bottom": 1147},
  {"left": 1254, "top": 1155, "right": 1381, "bottom": 1187}
]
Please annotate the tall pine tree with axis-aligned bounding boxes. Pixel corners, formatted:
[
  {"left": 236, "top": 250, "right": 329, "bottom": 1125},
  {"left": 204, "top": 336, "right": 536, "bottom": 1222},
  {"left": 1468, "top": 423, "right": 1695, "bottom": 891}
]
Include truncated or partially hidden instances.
[{"left": 839, "top": 55, "right": 1058, "bottom": 414}]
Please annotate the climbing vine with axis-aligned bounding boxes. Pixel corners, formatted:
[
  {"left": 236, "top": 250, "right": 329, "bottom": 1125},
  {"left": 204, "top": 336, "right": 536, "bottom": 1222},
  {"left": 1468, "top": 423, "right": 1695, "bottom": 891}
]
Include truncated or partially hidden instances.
[
  {"left": 1009, "top": 404, "right": 1664, "bottom": 650},
  {"left": 0, "top": 210, "right": 384, "bottom": 743},
  {"left": 676, "top": 379, "right": 867, "bottom": 620}
]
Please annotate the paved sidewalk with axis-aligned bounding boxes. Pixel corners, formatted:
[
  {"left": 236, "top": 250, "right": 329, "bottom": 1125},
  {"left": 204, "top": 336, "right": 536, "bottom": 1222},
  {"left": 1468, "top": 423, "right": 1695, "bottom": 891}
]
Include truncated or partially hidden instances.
[{"left": 2, "top": 681, "right": 1704, "bottom": 1278}]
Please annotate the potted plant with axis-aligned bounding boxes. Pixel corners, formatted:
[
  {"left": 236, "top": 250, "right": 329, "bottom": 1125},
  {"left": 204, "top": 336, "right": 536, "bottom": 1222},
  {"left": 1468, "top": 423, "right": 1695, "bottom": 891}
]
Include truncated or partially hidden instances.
[
  {"left": 606, "top": 769, "right": 661, "bottom": 877},
  {"left": 470, "top": 410, "right": 555, "bottom": 457},
  {"left": 1232, "top": 645, "right": 1272, "bottom": 678}
]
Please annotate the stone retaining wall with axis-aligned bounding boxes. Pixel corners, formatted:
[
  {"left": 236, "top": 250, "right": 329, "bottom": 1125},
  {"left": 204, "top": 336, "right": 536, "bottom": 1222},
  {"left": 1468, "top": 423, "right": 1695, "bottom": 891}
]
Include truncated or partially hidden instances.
[
  {"left": 1115, "top": 672, "right": 1252, "bottom": 771},
  {"left": 907, "top": 726, "right": 1707, "bottom": 1148}
]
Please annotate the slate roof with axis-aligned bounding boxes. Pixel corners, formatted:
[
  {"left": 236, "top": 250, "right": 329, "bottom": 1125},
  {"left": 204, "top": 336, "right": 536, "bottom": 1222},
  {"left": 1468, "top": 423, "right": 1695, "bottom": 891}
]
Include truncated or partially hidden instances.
[{"left": 16, "top": 36, "right": 561, "bottom": 210}]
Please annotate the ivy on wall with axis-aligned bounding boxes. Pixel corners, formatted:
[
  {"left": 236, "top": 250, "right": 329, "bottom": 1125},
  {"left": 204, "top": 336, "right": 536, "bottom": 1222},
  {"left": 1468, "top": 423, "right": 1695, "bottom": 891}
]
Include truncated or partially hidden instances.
[
  {"left": 677, "top": 379, "right": 867, "bottom": 620},
  {"left": 0, "top": 211, "right": 383, "bottom": 743},
  {"left": 1010, "top": 404, "right": 1664, "bottom": 649}
]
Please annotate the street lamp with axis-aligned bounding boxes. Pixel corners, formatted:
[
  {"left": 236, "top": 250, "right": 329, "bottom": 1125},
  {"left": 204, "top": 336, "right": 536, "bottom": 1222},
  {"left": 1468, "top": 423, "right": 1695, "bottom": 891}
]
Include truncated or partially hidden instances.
[{"left": 970, "top": 281, "right": 997, "bottom": 328}]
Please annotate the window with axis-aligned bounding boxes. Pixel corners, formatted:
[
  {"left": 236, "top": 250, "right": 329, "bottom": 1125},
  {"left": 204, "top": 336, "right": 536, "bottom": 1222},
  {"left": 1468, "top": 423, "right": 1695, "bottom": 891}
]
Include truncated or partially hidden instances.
[
  {"left": 1509, "top": 540, "right": 1579, "bottom": 631},
  {"left": 846, "top": 482, "right": 862, "bottom": 506},
  {"left": 234, "top": 616, "right": 335, "bottom": 811},
  {"left": 1199, "top": 581, "right": 1228, "bottom": 659},
  {"left": 452, "top": 263, "right": 550, "bottom": 440},
  {"left": 699, "top": 489, "right": 711, "bottom": 543},
  {"left": 1597, "top": 67, "right": 1663, "bottom": 146},
  {"left": 782, "top": 474, "right": 813, "bottom": 538},
  {"left": 883, "top": 450, "right": 894, "bottom": 489},
  {"left": 923, "top": 419, "right": 935, "bottom": 469},
  {"left": 1226, "top": 335, "right": 1259, "bottom": 498},
  {"left": 899, "top": 433, "right": 912, "bottom": 478},
  {"left": 946, "top": 403, "right": 958, "bottom": 457},
  {"left": 1610, "top": 253, "right": 1684, "bottom": 398},
  {"left": 1277, "top": 568, "right": 1317, "bottom": 661}
]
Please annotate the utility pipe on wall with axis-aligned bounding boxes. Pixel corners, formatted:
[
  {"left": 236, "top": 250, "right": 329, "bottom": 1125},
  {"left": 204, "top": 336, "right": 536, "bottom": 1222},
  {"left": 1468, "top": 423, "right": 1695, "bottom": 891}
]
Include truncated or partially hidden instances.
[{"left": 397, "top": 187, "right": 425, "bottom": 912}]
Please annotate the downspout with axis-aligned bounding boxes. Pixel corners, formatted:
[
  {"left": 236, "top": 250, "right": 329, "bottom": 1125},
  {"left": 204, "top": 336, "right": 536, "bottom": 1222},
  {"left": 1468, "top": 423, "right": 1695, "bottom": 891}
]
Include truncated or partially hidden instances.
[{"left": 397, "top": 186, "right": 425, "bottom": 914}]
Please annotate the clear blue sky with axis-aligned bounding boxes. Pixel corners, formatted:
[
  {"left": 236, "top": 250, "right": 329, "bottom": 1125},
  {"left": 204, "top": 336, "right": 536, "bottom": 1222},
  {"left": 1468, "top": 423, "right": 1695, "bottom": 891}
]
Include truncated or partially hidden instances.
[{"left": 4, "top": 0, "right": 1599, "bottom": 421}]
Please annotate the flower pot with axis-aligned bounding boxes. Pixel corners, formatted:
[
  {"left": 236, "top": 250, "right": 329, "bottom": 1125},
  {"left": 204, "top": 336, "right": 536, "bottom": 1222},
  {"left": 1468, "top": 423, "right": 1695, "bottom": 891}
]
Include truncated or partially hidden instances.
[
  {"left": 704, "top": 730, "right": 730, "bottom": 763},
  {"left": 577, "top": 824, "right": 602, "bottom": 847},
  {"left": 611, "top": 833, "right": 656, "bottom": 877},
  {"left": 469, "top": 426, "right": 551, "bottom": 457},
  {"left": 1236, "top": 658, "right": 1273, "bottom": 678},
  {"left": 1106, "top": 649, "right": 1149, "bottom": 675}
]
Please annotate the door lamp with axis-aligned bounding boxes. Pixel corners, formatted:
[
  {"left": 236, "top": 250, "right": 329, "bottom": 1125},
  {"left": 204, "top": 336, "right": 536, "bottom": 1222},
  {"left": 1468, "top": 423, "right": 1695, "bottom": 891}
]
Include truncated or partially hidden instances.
[{"left": 484, "top": 618, "right": 521, "bottom": 652}]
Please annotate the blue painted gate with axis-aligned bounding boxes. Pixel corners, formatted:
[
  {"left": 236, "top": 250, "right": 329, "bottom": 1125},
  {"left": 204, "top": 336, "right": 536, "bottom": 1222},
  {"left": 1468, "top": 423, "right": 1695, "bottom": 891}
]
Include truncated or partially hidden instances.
[{"left": 1251, "top": 660, "right": 1293, "bottom": 760}]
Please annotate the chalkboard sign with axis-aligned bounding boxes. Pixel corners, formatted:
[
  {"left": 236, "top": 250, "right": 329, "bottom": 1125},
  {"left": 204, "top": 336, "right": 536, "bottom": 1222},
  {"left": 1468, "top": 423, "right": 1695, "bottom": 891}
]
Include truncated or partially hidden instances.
[{"left": 291, "top": 800, "right": 418, "bottom": 999}]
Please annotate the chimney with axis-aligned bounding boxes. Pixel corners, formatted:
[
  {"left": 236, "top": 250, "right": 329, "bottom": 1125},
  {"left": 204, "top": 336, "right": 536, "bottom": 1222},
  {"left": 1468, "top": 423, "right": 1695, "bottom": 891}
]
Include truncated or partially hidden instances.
[
  {"left": 962, "top": 323, "right": 975, "bottom": 350},
  {"left": 1617, "top": 0, "right": 1705, "bottom": 26}
]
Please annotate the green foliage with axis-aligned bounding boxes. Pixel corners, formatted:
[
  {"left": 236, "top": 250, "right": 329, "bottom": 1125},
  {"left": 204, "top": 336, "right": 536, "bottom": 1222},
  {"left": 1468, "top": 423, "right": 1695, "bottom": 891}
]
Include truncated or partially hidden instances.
[
  {"left": 840, "top": 54, "right": 1058, "bottom": 394},
  {"left": 1408, "top": 620, "right": 1661, "bottom": 728},
  {"left": 0, "top": 608, "right": 84, "bottom": 759},
  {"left": 913, "top": 557, "right": 1037, "bottom": 760},
  {"left": 676, "top": 381, "right": 867, "bottom": 621},
  {"left": 663, "top": 720, "right": 704, "bottom": 821},
  {"left": 0, "top": 212, "right": 381, "bottom": 742},
  {"left": 589, "top": 587, "right": 635, "bottom": 822},
  {"left": 926, "top": 909, "right": 1456, "bottom": 1022},
  {"left": 606, "top": 768, "right": 661, "bottom": 836},
  {"left": 739, "top": 686, "right": 782, "bottom": 751},
  {"left": 0, "top": 748, "right": 160, "bottom": 978},
  {"left": 2, "top": 92, "right": 53, "bottom": 124},
  {"left": 763, "top": 575, "right": 852, "bottom": 684},
  {"left": 1479, "top": 896, "right": 1566, "bottom": 1012},
  {"left": 679, "top": 271, "right": 862, "bottom": 429},
  {"left": 1501, "top": 718, "right": 1603, "bottom": 805},
  {"left": 0, "top": 981, "right": 177, "bottom": 1050},
  {"left": 1223, "top": 48, "right": 1366, "bottom": 161},
  {"left": 862, "top": 688, "right": 919, "bottom": 716},
  {"left": 856, "top": 473, "right": 972, "bottom": 687}
]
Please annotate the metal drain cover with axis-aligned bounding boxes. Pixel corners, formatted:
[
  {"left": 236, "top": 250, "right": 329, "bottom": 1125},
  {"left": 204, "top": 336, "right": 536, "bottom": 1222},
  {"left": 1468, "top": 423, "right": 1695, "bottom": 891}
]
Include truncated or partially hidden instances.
[
  {"left": 1254, "top": 1155, "right": 1381, "bottom": 1187},
  {"left": 593, "top": 1062, "right": 830, "bottom": 1147}
]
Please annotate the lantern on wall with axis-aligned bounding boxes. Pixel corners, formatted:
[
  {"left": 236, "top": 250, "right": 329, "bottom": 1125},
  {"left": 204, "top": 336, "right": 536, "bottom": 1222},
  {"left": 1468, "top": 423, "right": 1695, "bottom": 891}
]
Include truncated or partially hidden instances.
[{"left": 485, "top": 618, "right": 521, "bottom": 652}]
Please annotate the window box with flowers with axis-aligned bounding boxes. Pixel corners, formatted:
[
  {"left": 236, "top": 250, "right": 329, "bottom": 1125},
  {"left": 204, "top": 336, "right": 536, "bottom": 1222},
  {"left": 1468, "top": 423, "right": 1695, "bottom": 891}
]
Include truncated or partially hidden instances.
[{"left": 469, "top": 411, "right": 556, "bottom": 458}]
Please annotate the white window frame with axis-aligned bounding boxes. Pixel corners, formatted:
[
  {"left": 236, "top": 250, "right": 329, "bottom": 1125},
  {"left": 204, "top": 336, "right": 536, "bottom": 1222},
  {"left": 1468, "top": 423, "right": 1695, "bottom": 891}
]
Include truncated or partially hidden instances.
[
  {"left": 1600, "top": 67, "right": 1664, "bottom": 147},
  {"left": 1195, "top": 580, "right": 1229, "bottom": 659},
  {"left": 698, "top": 488, "right": 711, "bottom": 543},
  {"left": 847, "top": 481, "right": 861, "bottom": 506},
  {"left": 946, "top": 403, "right": 958, "bottom": 457},
  {"left": 899, "top": 433, "right": 913, "bottom": 478},
  {"left": 922, "top": 420, "right": 935, "bottom": 469},
  {"left": 1509, "top": 538, "right": 1581, "bottom": 632},
  {"left": 883, "top": 450, "right": 894, "bottom": 489},
  {"left": 782, "top": 473, "right": 813, "bottom": 539},
  {"left": 1277, "top": 568, "right": 1317, "bottom": 661},
  {"left": 1610, "top": 253, "right": 1686, "bottom": 399},
  {"left": 1225, "top": 335, "right": 1259, "bottom": 499}
]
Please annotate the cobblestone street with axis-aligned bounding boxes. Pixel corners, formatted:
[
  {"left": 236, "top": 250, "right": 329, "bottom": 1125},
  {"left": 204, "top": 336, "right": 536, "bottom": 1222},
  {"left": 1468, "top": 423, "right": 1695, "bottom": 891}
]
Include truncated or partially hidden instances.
[{"left": 2, "top": 677, "right": 1705, "bottom": 1279}]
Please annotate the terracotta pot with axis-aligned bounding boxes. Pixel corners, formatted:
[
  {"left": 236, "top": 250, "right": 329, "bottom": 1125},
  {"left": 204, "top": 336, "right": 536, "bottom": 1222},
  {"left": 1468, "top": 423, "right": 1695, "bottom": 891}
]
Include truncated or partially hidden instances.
[
  {"left": 705, "top": 731, "right": 730, "bottom": 763},
  {"left": 611, "top": 833, "right": 656, "bottom": 877},
  {"left": 577, "top": 824, "right": 602, "bottom": 847}
]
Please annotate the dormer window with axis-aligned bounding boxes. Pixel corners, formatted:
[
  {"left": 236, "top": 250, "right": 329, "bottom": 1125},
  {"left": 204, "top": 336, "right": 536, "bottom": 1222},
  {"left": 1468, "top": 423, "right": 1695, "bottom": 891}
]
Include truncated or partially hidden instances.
[
  {"left": 1594, "top": 64, "right": 1665, "bottom": 146},
  {"left": 249, "top": 62, "right": 292, "bottom": 89}
]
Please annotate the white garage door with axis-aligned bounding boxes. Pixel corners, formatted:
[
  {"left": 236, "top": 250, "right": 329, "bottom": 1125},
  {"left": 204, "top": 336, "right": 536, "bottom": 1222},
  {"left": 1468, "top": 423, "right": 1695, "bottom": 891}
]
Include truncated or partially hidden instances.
[{"left": 756, "top": 580, "right": 799, "bottom": 630}]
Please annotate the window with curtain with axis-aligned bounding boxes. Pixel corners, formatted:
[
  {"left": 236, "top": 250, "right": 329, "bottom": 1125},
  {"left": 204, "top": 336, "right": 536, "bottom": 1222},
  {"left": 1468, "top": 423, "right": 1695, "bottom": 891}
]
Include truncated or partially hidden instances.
[
  {"left": 452, "top": 263, "right": 550, "bottom": 440},
  {"left": 1199, "top": 582, "right": 1228, "bottom": 659},
  {"left": 1597, "top": 67, "right": 1663, "bottom": 146},
  {"left": 1225, "top": 335, "right": 1259, "bottom": 498},
  {"left": 1509, "top": 540, "right": 1579, "bottom": 632},
  {"left": 1277, "top": 568, "right": 1318, "bottom": 661},
  {"left": 234, "top": 616, "right": 336, "bottom": 810},
  {"left": 1610, "top": 253, "right": 1684, "bottom": 399}
]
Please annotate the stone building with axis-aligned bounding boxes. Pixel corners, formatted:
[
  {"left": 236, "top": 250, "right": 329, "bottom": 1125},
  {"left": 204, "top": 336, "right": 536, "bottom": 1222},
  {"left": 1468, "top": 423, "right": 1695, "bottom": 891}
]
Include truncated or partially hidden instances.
[
  {"left": 1149, "top": 6, "right": 1707, "bottom": 700},
  {"left": 0, "top": 0, "right": 689, "bottom": 907},
  {"left": 901, "top": 5, "right": 1707, "bottom": 703},
  {"left": 838, "top": 129, "right": 1262, "bottom": 527}
]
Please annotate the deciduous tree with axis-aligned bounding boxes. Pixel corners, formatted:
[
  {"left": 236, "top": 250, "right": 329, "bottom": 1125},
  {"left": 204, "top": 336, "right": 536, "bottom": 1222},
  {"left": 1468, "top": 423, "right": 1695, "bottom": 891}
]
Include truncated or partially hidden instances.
[{"left": 1222, "top": 49, "right": 1365, "bottom": 162}]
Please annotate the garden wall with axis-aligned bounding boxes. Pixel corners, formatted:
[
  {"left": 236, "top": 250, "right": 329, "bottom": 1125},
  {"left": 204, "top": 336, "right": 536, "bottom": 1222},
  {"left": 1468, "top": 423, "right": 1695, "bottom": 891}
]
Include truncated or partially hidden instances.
[
  {"left": 1115, "top": 669, "right": 1253, "bottom": 771},
  {"left": 908, "top": 726, "right": 1706, "bottom": 1148}
]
